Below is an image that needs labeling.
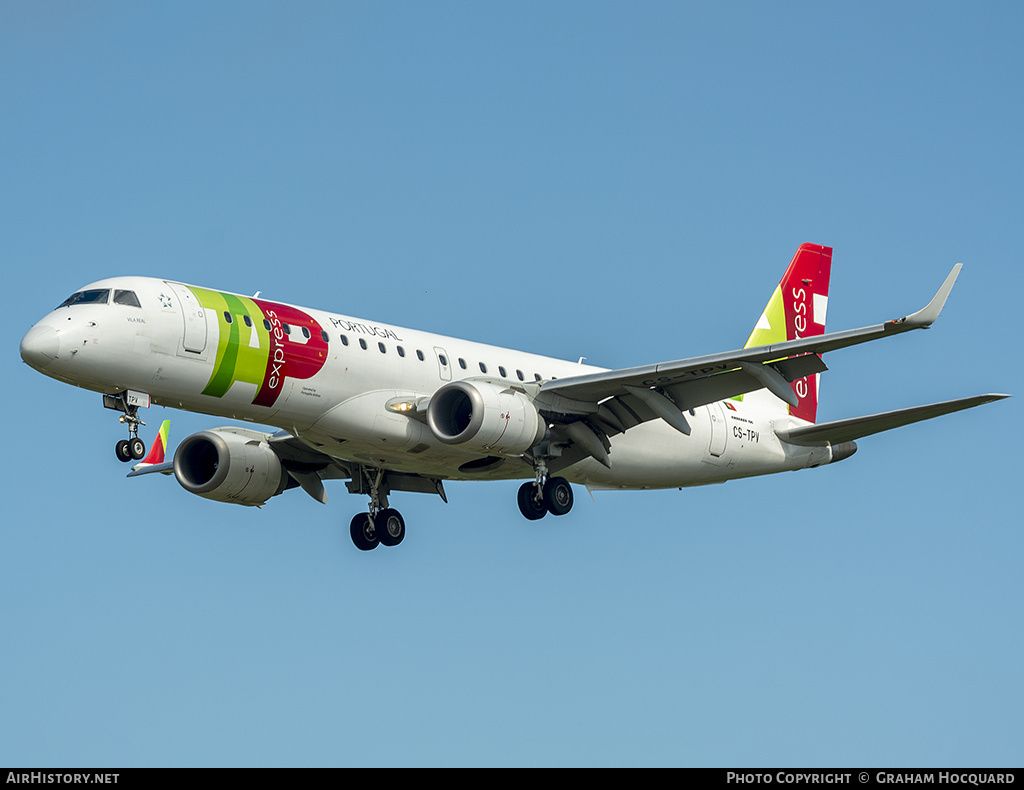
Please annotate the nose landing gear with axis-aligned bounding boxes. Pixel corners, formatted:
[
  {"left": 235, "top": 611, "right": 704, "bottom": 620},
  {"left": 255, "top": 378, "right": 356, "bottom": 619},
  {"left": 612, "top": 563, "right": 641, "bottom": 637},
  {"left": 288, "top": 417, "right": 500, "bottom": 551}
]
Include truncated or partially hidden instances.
[
  {"left": 104, "top": 393, "right": 147, "bottom": 463},
  {"left": 115, "top": 434, "right": 146, "bottom": 463}
]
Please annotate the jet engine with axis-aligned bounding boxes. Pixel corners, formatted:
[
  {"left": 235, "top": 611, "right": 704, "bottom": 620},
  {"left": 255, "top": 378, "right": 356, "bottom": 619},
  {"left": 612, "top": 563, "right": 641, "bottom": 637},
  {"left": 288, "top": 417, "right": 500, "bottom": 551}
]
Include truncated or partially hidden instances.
[
  {"left": 173, "top": 429, "right": 287, "bottom": 507},
  {"left": 426, "top": 380, "right": 545, "bottom": 455}
]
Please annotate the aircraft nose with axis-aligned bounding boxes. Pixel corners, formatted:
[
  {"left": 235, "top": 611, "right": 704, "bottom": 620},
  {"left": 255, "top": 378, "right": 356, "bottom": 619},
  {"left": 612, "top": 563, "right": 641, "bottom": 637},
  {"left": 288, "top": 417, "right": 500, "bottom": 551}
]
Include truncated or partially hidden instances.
[{"left": 20, "top": 324, "right": 59, "bottom": 370}]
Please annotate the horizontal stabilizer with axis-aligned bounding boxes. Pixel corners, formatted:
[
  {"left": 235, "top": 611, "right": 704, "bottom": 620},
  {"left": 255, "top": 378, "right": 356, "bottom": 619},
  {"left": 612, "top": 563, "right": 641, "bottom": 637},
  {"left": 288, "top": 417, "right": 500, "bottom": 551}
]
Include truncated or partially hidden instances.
[{"left": 776, "top": 394, "right": 1009, "bottom": 446}]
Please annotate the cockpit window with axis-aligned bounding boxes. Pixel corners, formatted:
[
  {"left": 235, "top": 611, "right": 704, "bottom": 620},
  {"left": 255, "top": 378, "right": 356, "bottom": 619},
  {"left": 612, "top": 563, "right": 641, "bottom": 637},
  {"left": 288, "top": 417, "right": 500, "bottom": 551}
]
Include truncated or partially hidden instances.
[
  {"left": 113, "top": 290, "right": 141, "bottom": 308},
  {"left": 57, "top": 289, "right": 110, "bottom": 308}
]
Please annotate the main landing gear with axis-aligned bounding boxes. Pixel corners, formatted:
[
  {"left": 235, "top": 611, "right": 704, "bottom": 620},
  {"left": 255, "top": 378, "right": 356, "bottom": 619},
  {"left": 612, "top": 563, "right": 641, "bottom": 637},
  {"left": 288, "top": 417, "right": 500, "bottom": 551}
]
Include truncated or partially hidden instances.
[
  {"left": 345, "top": 462, "right": 575, "bottom": 550},
  {"left": 348, "top": 467, "right": 406, "bottom": 551},
  {"left": 517, "top": 458, "right": 574, "bottom": 521},
  {"left": 350, "top": 508, "right": 406, "bottom": 551}
]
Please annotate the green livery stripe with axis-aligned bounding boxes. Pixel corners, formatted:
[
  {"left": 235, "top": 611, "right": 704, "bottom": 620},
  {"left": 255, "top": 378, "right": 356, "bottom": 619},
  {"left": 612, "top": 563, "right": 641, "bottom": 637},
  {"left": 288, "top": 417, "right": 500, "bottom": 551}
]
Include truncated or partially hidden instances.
[
  {"left": 744, "top": 284, "right": 786, "bottom": 349},
  {"left": 732, "top": 285, "right": 786, "bottom": 403},
  {"left": 189, "top": 287, "right": 271, "bottom": 398}
]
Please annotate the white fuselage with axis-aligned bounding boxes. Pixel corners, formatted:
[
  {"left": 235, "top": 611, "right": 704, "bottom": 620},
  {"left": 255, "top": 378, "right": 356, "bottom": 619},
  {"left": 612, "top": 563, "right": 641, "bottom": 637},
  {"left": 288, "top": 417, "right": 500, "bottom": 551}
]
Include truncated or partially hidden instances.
[{"left": 21, "top": 276, "right": 830, "bottom": 491}]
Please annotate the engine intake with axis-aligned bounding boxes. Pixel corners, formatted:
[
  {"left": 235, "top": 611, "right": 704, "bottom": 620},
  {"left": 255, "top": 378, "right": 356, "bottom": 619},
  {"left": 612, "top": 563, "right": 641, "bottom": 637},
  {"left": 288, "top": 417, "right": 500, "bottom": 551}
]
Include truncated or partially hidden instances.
[
  {"left": 426, "top": 380, "right": 545, "bottom": 455},
  {"left": 173, "top": 429, "right": 287, "bottom": 507}
]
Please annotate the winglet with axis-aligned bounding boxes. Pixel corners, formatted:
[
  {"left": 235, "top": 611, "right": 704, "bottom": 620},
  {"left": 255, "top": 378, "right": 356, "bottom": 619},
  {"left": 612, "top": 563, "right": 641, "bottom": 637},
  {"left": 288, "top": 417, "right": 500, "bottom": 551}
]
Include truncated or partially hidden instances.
[{"left": 896, "top": 263, "right": 962, "bottom": 329}]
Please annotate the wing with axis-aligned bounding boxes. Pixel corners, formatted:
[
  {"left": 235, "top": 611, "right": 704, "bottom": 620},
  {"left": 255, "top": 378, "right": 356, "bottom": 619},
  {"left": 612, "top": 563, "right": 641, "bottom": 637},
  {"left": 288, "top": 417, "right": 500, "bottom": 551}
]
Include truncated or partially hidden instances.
[
  {"left": 126, "top": 461, "right": 174, "bottom": 476},
  {"left": 541, "top": 264, "right": 961, "bottom": 412},
  {"left": 533, "top": 264, "right": 990, "bottom": 470}
]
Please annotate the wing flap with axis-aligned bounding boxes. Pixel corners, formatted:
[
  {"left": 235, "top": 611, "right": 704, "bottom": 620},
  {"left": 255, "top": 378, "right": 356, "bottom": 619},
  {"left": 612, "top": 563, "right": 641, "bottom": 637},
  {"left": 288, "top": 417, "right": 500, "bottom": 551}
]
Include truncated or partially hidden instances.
[
  {"left": 776, "top": 394, "right": 1009, "bottom": 446},
  {"left": 548, "top": 354, "right": 829, "bottom": 441}
]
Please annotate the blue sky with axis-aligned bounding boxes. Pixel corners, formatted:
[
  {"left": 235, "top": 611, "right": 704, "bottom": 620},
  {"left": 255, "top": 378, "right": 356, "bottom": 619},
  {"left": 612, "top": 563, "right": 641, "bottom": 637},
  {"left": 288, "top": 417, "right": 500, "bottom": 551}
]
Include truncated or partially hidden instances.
[{"left": 2, "top": 1, "right": 1021, "bottom": 767}]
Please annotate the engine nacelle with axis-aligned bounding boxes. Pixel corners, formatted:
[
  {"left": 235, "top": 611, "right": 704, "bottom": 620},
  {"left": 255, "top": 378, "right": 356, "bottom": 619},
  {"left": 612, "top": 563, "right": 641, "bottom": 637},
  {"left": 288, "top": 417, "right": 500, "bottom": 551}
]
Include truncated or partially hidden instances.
[
  {"left": 426, "top": 380, "right": 545, "bottom": 455},
  {"left": 828, "top": 441, "right": 858, "bottom": 464},
  {"left": 173, "top": 429, "right": 287, "bottom": 507}
]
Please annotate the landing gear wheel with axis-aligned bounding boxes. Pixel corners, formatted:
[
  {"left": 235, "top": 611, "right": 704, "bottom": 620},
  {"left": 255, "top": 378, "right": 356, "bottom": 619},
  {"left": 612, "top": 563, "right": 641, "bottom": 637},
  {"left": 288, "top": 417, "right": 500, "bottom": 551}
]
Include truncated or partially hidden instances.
[
  {"left": 543, "top": 476, "right": 574, "bottom": 516},
  {"left": 377, "top": 508, "right": 406, "bottom": 547},
  {"left": 517, "top": 481, "right": 547, "bottom": 520},
  {"left": 115, "top": 439, "right": 132, "bottom": 463},
  {"left": 129, "top": 437, "right": 146, "bottom": 460},
  {"left": 350, "top": 512, "right": 379, "bottom": 551}
]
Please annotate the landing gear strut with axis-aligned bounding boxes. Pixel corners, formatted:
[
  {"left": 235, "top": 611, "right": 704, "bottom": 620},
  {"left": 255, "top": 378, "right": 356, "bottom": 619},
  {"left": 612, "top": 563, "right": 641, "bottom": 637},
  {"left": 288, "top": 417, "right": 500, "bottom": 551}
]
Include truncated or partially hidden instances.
[{"left": 348, "top": 467, "right": 406, "bottom": 551}]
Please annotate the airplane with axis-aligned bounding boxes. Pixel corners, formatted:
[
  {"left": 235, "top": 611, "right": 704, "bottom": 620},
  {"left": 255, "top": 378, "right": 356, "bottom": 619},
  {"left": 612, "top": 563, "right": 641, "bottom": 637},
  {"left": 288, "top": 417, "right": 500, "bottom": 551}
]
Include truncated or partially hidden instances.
[{"left": 19, "top": 243, "right": 1008, "bottom": 550}]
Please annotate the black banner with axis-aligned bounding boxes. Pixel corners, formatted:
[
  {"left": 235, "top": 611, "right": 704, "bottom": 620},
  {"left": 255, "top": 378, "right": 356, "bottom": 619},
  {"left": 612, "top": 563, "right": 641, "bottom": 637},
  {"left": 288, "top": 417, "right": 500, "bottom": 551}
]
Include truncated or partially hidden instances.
[{"left": 2, "top": 769, "right": 1023, "bottom": 778}]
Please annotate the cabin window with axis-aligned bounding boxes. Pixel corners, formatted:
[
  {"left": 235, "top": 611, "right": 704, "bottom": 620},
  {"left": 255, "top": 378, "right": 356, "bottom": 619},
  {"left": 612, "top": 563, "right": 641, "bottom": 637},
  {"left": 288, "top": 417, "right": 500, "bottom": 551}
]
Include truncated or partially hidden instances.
[
  {"left": 263, "top": 318, "right": 272, "bottom": 331},
  {"left": 283, "top": 323, "right": 292, "bottom": 335},
  {"left": 479, "top": 362, "right": 487, "bottom": 373},
  {"left": 516, "top": 369, "right": 524, "bottom": 381},
  {"left": 378, "top": 342, "right": 387, "bottom": 354},
  {"left": 397, "top": 346, "right": 405, "bottom": 357},
  {"left": 534, "top": 373, "right": 542, "bottom": 382},
  {"left": 302, "top": 326, "right": 311, "bottom": 339},
  {"left": 416, "top": 350, "right": 425, "bottom": 361},
  {"left": 359, "top": 338, "right": 367, "bottom": 350},
  {"left": 439, "top": 354, "right": 448, "bottom": 366},
  {"left": 243, "top": 315, "right": 252, "bottom": 328},
  {"left": 340, "top": 335, "right": 349, "bottom": 346},
  {"left": 498, "top": 366, "right": 507, "bottom": 377},
  {"left": 458, "top": 358, "right": 467, "bottom": 369},
  {"left": 224, "top": 311, "right": 233, "bottom": 324},
  {"left": 113, "top": 290, "right": 141, "bottom": 308},
  {"left": 321, "top": 330, "right": 329, "bottom": 343}
]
